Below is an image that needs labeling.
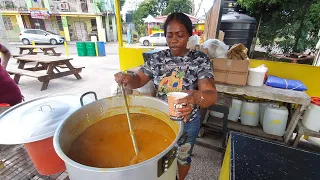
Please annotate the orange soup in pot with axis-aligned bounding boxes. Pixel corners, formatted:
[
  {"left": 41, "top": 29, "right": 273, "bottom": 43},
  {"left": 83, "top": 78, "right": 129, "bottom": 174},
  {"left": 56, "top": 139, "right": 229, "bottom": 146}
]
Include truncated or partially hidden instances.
[{"left": 67, "top": 113, "right": 175, "bottom": 168}]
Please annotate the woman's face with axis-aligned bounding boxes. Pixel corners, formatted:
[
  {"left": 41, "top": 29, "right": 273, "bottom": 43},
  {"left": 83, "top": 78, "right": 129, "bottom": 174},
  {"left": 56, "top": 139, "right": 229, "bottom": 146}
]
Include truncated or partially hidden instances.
[{"left": 166, "top": 20, "right": 189, "bottom": 56}]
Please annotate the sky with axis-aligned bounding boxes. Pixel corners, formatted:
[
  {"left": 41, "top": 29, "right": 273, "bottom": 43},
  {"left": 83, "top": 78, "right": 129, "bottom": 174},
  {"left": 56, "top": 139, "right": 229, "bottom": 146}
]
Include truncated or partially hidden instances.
[{"left": 121, "top": 0, "right": 214, "bottom": 19}]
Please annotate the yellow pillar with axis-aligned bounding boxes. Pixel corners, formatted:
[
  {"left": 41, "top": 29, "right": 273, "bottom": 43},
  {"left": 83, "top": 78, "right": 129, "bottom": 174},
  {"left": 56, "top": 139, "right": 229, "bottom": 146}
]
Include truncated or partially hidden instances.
[
  {"left": 61, "top": 16, "right": 70, "bottom": 41},
  {"left": 115, "top": 0, "right": 123, "bottom": 47},
  {"left": 96, "top": 16, "right": 106, "bottom": 42},
  {"left": 15, "top": 14, "right": 25, "bottom": 32},
  {"left": 64, "top": 41, "right": 69, "bottom": 57}
]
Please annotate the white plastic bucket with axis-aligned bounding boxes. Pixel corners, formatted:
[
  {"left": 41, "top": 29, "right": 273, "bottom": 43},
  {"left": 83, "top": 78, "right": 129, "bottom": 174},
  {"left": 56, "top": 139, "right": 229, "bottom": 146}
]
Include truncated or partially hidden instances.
[
  {"left": 302, "top": 100, "right": 320, "bottom": 132},
  {"left": 247, "top": 68, "right": 267, "bottom": 86},
  {"left": 263, "top": 105, "right": 288, "bottom": 136},
  {"left": 240, "top": 101, "right": 259, "bottom": 126},
  {"left": 228, "top": 99, "right": 242, "bottom": 122},
  {"left": 91, "top": 36, "right": 98, "bottom": 42}
]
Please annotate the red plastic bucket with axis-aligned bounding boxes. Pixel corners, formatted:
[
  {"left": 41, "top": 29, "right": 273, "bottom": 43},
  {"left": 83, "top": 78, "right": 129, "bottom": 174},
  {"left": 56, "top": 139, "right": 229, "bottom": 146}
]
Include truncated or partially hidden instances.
[{"left": 24, "top": 136, "right": 66, "bottom": 175}]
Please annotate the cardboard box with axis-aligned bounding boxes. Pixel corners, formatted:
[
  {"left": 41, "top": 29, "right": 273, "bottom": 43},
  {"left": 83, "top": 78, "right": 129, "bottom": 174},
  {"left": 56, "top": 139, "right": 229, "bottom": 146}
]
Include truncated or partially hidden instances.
[{"left": 212, "top": 58, "right": 250, "bottom": 86}]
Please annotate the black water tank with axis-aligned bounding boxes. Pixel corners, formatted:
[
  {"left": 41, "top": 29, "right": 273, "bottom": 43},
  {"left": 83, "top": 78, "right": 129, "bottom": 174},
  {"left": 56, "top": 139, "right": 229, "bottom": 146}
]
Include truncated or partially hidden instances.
[{"left": 220, "top": 13, "right": 256, "bottom": 49}]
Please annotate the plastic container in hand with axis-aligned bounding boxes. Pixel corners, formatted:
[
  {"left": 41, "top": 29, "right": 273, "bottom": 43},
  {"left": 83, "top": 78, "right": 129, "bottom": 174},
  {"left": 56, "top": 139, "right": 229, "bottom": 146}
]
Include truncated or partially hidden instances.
[
  {"left": 247, "top": 65, "right": 268, "bottom": 86},
  {"left": 263, "top": 104, "right": 288, "bottom": 136},
  {"left": 240, "top": 101, "right": 259, "bottom": 126},
  {"left": 228, "top": 98, "right": 242, "bottom": 122}
]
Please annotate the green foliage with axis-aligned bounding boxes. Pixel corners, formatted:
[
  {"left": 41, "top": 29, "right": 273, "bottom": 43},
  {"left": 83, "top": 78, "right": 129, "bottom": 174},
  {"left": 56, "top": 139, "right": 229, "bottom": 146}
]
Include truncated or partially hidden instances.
[
  {"left": 152, "top": 26, "right": 160, "bottom": 30},
  {"left": 95, "top": 0, "right": 105, "bottom": 12},
  {"left": 120, "top": 0, "right": 126, "bottom": 10},
  {"left": 238, "top": 0, "right": 320, "bottom": 53},
  {"left": 132, "top": 0, "right": 192, "bottom": 36},
  {"left": 163, "top": 0, "right": 192, "bottom": 15}
]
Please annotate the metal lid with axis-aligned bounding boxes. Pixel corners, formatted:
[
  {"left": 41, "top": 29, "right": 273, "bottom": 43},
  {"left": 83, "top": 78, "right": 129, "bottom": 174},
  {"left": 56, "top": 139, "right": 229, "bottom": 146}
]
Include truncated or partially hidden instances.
[{"left": 0, "top": 95, "right": 90, "bottom": 144}]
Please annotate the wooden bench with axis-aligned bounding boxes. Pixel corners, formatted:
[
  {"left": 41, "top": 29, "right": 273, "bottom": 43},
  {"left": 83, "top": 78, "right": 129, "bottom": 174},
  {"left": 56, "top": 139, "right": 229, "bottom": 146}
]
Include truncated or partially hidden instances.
[
  {"left": 47, "top": 52, "right": 62, "bottom": 56},
  {"left": 12, "top": 54, "right": 26, "bottom": 58},
  {"left": 56, "top": 65, "right": 85, "bottom": 69},
  {"left": 7, "top": 68, "right": 47, "bottom": 79}
]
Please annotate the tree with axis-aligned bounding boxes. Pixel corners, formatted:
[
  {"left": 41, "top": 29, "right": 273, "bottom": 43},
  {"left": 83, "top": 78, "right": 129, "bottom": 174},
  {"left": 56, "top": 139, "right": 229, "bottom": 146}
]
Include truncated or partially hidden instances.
[
  {"left": 163, "top": 0, "right": 192, "bottom": 15},
  {"left": 120, "top": 0, "right": 126, "bottom": 10},
  {"left": 238, "top": 0, "right": 320, "bottom": 53},
  {"left": 132, "top": 0, "right": 192, "bottom": 35}
]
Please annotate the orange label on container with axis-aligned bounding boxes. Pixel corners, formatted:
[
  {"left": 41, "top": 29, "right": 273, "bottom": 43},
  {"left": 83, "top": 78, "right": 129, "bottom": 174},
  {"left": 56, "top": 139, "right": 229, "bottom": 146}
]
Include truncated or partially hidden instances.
[{"left": 167, "top": 92, "right": 188, "bottom": 121}]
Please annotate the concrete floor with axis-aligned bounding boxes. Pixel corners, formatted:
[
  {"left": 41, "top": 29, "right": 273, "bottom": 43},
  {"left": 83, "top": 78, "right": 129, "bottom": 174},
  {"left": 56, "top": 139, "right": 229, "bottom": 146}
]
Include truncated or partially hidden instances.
[{"left": 5, "top": 42, "right": 223, "bottom": 179}]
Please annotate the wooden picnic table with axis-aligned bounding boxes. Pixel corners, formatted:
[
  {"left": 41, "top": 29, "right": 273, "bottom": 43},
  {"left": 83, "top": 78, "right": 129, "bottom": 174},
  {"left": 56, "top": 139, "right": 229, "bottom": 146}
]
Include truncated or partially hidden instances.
[
  {"left": 16, "top": 45, "right": 61, "bottom": 56},
  {"left": 7, "top": 55, "right": 83, "bottom": 91}
]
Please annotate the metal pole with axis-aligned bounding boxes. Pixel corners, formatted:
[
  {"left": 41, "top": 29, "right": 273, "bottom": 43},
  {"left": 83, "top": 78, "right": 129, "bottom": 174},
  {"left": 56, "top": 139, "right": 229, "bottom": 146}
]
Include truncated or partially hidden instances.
[{"left": 115, "top": 0, "right": 123, "bottom": 47}]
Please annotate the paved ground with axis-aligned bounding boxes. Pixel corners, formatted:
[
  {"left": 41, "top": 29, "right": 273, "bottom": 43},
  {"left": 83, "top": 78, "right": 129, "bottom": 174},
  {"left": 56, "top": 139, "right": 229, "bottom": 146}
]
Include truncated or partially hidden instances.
[{"left": 5, "top": 42, "right": 223, "bottom": 179}]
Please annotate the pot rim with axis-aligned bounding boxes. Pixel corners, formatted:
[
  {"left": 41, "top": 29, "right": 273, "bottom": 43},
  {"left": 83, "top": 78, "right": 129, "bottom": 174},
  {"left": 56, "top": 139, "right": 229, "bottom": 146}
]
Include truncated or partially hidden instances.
[{"left": 53, "top": 95, "right": 184, "bottom": 172}]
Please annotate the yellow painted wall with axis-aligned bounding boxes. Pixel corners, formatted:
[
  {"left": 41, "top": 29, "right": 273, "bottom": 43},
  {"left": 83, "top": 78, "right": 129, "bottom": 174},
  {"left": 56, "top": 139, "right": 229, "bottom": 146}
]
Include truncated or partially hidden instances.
[
  {"left": 3, "top": 15, "right": 20, "bottom": 41},
  {"left": 219, "top": 138, "right": 231, "bottom": 180},
  {"left": 151, "top": 29, "right": 164, "bottom": 34},
  {"left": 119, "top": 47, "right": 153, "bottom": 71},
  {"left": 23, "top": 15, "right": 32, "bottom": 29},
  {"left": 117, "top": 49, "right": 320, "bottom": 97},
  {"left": 196, "top": 23, "right": 205, "bottom": 31},
  {"left": 251, "top": 60, "right": 320, "bottom": 97}
]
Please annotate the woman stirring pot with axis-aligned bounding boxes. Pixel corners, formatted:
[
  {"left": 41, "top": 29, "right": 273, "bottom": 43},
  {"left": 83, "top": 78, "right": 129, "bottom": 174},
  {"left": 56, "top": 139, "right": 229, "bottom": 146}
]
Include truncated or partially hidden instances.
[{"left": 114, "top": 13, "right": 217, "bottom": 180}]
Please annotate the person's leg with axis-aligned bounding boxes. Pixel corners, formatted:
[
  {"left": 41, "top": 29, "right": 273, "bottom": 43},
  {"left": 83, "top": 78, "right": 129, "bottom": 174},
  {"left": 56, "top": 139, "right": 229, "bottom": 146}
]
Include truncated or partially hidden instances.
[{"left": 177, "top": 114, "right": 200, "bottom": 180}]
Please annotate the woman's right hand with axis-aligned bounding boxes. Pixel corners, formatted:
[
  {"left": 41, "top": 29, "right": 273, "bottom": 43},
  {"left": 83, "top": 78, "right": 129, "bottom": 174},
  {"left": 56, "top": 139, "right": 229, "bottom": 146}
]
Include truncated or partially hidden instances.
[{"left": 114, "top": 72, "right": 135, "bottom": 87}]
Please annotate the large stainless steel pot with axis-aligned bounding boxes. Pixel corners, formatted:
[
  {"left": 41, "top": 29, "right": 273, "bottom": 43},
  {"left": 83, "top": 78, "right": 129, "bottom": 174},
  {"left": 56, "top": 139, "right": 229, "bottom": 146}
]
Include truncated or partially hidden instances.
[{"left": 53, "top": 92, "right": 184, "bottom": 180}]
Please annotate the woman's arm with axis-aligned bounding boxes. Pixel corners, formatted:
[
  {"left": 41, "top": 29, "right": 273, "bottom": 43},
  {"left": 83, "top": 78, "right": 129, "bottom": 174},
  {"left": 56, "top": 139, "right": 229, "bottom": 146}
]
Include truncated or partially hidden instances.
[
  {"left": 175, "top": 78, "right": 217, "bottom": 121},
  {"left": 0, "top": 44, "right": 11, "bottom": 70},
  {"left": 114, "top": 70, "right": 151, "bottom": 89},
  {"left": 192, "top": 78, "right": 217, "bottom": 108}
]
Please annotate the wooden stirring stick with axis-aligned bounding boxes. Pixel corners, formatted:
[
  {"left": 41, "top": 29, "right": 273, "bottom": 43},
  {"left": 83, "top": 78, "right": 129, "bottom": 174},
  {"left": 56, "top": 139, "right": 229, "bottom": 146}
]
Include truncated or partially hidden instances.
[{"left": 120, "top": 83, "right": 139, "bottom": 156}]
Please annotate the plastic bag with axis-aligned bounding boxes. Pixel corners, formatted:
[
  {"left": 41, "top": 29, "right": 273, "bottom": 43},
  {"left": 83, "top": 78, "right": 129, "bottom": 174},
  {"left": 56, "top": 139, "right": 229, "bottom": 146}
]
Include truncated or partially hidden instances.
[
  {"left": 187, "top": 35, "right": 200, "bottom": 49},
  {"left": 265, "top": 76, "right": 307, "bottom": 91},
  {"left": 227, "top": 43, "right": 249, "bottom": 60},
  {"left": 250, "top": 64, "right": 268, "bottom": 73},
  {"left": 202, "top": 39, "right": 229, "bottom": 58}
]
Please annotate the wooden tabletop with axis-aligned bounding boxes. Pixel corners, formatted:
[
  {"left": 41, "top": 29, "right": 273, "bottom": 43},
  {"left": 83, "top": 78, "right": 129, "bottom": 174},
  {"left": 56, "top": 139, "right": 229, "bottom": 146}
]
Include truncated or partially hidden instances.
[
  {"left": 16, "top": 45, "right": 57, "bottom": 49},
  {"left": 15, "top": 55, "right": 72, "bottom": 63},
  {"left": 216, "top": 83, "right": 310, "bottom": 105}
]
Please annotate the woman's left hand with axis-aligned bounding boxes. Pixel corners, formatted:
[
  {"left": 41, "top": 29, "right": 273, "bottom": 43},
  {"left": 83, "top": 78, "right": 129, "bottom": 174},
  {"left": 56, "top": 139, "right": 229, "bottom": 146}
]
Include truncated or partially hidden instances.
[{"left": 174, "top": 90, "right": 199, "bottom": 123}]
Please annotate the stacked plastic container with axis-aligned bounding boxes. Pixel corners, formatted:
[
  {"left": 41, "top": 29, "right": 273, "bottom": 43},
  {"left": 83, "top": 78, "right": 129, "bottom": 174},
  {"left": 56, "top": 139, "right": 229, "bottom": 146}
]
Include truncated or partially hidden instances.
[{"left": 302, "top": 97, "right": 320, "bottom": 132}]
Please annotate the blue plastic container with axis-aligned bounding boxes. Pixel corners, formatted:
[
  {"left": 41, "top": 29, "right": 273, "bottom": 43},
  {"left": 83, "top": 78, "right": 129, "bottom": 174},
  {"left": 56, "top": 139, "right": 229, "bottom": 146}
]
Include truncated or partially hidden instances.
[{"left": 97, "top": 41, "right": 106, "bottom": 56}]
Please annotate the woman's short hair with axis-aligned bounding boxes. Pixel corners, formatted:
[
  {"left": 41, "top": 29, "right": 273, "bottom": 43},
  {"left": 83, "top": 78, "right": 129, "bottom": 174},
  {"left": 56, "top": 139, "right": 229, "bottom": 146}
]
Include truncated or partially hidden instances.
[{"left": 163, "top": 13, "right": 192, "bottom": 37}]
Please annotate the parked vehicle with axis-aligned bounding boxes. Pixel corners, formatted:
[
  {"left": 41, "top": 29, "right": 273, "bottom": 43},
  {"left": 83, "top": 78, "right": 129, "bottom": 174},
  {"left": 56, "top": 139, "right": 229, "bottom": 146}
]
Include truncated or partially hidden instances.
[
  {"left": 139, "top": 33, "right": 167, "bottom": 46},
  {"left": 19, "top": 29, "right": 65, "bottom": 45}
]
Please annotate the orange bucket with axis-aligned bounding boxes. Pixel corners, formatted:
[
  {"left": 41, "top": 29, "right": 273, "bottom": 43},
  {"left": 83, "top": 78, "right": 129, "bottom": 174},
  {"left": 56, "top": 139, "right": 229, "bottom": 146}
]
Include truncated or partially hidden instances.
[{"left": 24, "top": 136, "right": 66, "bottom": 175}]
